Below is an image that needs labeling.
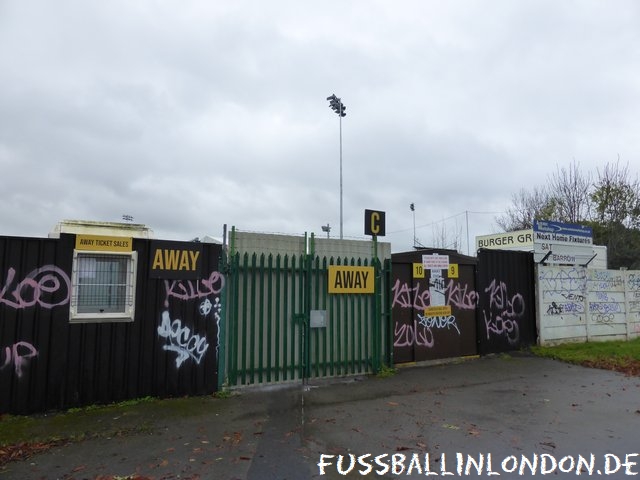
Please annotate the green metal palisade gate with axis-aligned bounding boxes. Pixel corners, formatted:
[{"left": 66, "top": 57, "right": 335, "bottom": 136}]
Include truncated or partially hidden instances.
[{"left": 222, "top": 230, "right": 392, "bottom": 387}]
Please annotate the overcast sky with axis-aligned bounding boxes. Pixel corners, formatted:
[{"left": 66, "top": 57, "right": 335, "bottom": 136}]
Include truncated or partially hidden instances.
[{"left": 1, "top": 1, "right": 639, "bottom": 254}]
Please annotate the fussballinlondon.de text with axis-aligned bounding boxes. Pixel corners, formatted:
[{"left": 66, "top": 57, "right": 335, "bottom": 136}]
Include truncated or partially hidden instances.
[{"left": 317, "top": 452, "right": 640, "bottom": 476}]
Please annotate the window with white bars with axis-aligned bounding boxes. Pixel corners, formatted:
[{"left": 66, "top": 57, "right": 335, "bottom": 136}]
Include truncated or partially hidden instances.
[{"left": 70, "top": 251, "right": 137, "bottom": 322}]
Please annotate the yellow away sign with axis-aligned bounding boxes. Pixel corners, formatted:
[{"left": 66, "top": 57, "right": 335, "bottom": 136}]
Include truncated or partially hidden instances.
[
  {"left": 328, "top": 266, "right": 375, "bottom": 294},
  {"left": 424, "top": 305, "right": 452, "bottom": 317},
  {"left": 75, "top": 234, "right": 132, "bottom": 252}
]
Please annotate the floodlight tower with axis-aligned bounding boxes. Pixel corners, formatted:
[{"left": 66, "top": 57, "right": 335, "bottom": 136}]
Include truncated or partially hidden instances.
[{"left": 326, "top": 94, "right": 346, "bottom": 239}]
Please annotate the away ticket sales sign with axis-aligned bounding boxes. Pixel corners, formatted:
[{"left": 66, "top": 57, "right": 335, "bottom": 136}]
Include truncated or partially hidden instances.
[{"left": 533, "top": 220, "right": 594, "bottom": 265}]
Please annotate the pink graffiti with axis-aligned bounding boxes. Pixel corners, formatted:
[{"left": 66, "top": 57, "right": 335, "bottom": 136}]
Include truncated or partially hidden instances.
[
  {"left": 391, "top": 279, "right": 431, "bottom": 310},
  {"left": 392, "top": 278, "right": 479, "bottom": 311},
  {"left": 483, "top": 279, "right": 525, "bottom": 344},
  {"left": 0, "top": 265, "right": 71, "bottom": 309},
  {"left": 484, "top": 279, "right": 525, "bottom": 317},
  {"left": 163, "top": 271, "right": 225, "bottom": 307},
  {"left": 393, "top": 320, "right": 434, "bottom": 348},
  {"left": 444, "top": 280, "right": 479, "bottom": 310},
  {"left": 1, "top": 341, "right": 38, "bottom": 378}
]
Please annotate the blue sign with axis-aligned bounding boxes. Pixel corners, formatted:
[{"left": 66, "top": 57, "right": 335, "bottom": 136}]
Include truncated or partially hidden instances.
[{"left": 533, "top": 220, "right": 592, "bottom": 245}]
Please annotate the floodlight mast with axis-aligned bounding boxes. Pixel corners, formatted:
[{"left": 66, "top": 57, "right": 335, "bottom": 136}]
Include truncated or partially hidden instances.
[{"left": 326, "top": 94, "right": 346, "bottom": 239}]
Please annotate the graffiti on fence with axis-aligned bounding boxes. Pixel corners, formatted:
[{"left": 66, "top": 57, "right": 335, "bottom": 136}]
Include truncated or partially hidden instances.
[
  {"left": 589, "top": 302, "right": 622, "bottom": 314},
  {"left": 0, "top": 265, "right": 70, "bottom": 310},
  {"left": 482, "top": 279, "right": 525, "bottom": 345},
  {"left": 589, "top": 270, "right": 624, "bottom": 290},
  {"left": 163, "top": 271, "right": 225, "bottom": 307},
  {"left": 394, "top": 320, "right": 434, "bottom": 348},
  {"left": 546, "top": 301, "right": 584, "bottom": 315},
  {"left": 157, "top": 311, "right": 209, "bottom": 368},
  {"left": 1, "top": 341, "right": 38, "bottom": 378},
  {"left": 538, "top": 267, "right": 586, "bottom": 294},
  {"left": 628, "top": 273, "right": 640, "bottom": 291},
  {"left": 393, "top": 312, "right": 461, "bottom": 348},
  {"left": 391, "top": 279, "right": 430, "bottom": 310},
  {"left": 444, "top": 280, "right": 478, "bottom": 310},
  {"left": 393, "top": 275, "right": 528, "bottom": 348},
  {"left": 160, "top": 270, "right": 224, "bottom": 365},
  {"left": 560, "top": 292, "right": 585, "bottom": 302},
  {"left": 392, "top": 278, "right": 478, "bottom": 311},
  {"left": 593, "top": 313, "right": 615, "bottom": 327}
]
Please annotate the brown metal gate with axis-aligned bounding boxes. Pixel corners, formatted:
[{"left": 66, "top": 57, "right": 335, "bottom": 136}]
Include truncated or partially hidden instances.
[{"left": 391, "top": 249, "right": 478, "bottom": 363}]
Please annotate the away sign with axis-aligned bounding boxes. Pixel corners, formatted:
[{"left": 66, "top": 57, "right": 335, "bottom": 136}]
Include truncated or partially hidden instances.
[{"left": 328, "top": 266, "right": 375, "bottom": 294}]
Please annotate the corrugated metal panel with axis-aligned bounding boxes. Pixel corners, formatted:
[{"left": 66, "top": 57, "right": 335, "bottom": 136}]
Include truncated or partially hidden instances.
[
  {"left": 475, "top": 249, "right": 537, "bottom": 354},
  {"left": 0, "top": 234, "right": 222, "bottom": 414}
]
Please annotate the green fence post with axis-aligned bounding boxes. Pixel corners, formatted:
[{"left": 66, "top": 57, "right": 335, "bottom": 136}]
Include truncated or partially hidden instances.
[{"left": 217, "top": 248, "right": 227, "bottom": 391}]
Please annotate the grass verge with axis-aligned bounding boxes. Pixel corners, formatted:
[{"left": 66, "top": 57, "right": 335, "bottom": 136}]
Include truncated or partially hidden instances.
[
  {"left": 0, "top": 394, "right": 226, "bottom": 467},
  {"left": 531, "top": 337, "right": 640, "bottom": 376}
]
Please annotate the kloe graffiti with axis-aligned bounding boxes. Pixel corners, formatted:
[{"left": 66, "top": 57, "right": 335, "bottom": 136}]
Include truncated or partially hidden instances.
[
  {"left": 158, "top": 270, "right": 224, "bottom": 368},
  {"left": 163, "top": 271, "right": 224, "bottom": 308},
  {"left": 0, "top": 265, "right": 70, "bottom": 309},
  {"left": 482, "top": 279, "right": 525, "bottom": 345},
  {"left": 393, "top": 277, "right": 527, "bottom": 348}
]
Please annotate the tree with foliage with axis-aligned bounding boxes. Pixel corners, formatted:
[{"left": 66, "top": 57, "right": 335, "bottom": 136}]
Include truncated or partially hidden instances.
[
  {"left": 496, "top": 160, "right": 591, "bottom": 230},
  {"left": 591, "top": 159, "right": 640, "bottom": 229},
  {"left": 547, "top": 159, "right": 592, "bottom": 223},
  {"left": 497, "top": 159, "right": 640, "bottom": 269},
  {"left": 496, "top": 186, "right": 556, "bottom": 231},
  {"left": 589, "top": 159, "right": 640, "bottom": 269}
]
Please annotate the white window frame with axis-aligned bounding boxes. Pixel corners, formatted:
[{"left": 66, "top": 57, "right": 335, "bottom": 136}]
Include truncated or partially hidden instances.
[{"left": 69, "top": 250, "right": 137, "bottom": 323}]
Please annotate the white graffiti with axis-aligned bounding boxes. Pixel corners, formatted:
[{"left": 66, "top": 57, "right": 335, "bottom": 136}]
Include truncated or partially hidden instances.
[
  {"left": 199, "top": 298, "right": 212, "bottom": 316},
  {"left": 212, "top": 297, "right": 222, "bottom": 359},
  {"left": 417, "top": 314, "right": 461, "bottom": 335},
  {"left": 157, "top": 311, "right": 209, "bottom": 368}
]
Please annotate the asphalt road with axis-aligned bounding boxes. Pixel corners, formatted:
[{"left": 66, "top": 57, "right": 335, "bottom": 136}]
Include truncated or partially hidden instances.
[{"left": 2, "top": 353, "right": 639, "bottom": 479}]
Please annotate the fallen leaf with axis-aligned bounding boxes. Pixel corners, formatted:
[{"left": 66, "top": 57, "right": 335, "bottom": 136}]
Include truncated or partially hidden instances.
[{"left": 442, "top": 423, "right": 460, "bottom": 430}]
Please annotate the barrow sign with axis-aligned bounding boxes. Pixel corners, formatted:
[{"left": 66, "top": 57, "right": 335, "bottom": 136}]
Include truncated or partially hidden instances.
[
  {"left": 150, "top": 240, "right": 203, "bottom": 279},
  {"left": 533, "top": 220, "right": 594, "bottom": 265},
  {"left": 328, "top": 265, "right": 375, "bottom": 294}
]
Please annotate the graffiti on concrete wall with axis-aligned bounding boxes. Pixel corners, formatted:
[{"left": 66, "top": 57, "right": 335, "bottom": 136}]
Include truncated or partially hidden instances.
[{"left": 538, "top": 266, "right": 640, "bottom": 345}]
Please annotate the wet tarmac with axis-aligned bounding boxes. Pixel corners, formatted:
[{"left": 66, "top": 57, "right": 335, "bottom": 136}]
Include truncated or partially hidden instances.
[{"left": 2, "top": 353, "right": 639, "bottom": 479}]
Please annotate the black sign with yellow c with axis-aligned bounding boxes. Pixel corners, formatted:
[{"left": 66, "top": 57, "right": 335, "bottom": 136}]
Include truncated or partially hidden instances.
[{"left": 364, "top": 209, "right": 386, "bottom": 237}]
